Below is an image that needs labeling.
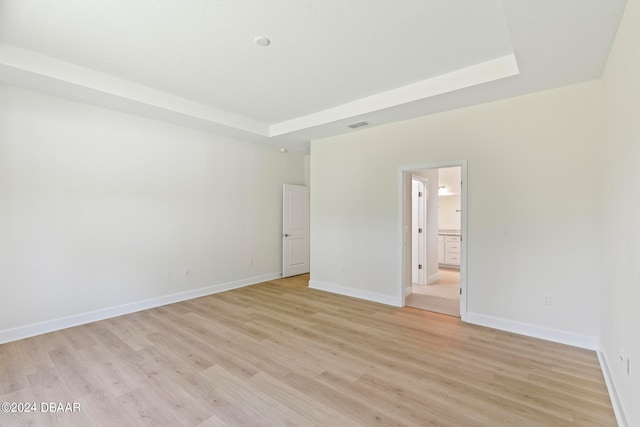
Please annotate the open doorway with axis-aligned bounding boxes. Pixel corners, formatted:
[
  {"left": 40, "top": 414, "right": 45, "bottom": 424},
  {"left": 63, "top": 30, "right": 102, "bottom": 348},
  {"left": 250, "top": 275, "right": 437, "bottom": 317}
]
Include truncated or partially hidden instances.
[{"left": 401, "top": 162, "right": 466, "bottom": 319}]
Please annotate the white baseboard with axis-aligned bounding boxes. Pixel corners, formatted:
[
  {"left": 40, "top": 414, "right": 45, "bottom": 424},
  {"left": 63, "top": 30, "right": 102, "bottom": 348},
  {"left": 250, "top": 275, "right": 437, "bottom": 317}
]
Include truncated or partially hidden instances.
[
  {"left": 309, "top": 280, "right": 403, "bottom": 307},
  {"left": 0, "top": 272, "right": 281, "bottom": 345},
  {"left": 465, "top": 312, "right": 599, "bottom": 350},
  {"left": 427, "top": 272, "right": 440, "bottom": 285},
  {"left": 404, "top": 285, "right": 412, "bottom": 298},
  {"left": 598, "top": 351, "right": 628, "bottom": 427}
]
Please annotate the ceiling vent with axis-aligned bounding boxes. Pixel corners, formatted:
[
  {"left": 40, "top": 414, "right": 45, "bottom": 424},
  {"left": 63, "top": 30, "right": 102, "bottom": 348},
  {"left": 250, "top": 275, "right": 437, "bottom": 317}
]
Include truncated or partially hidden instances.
[{"left": 347, "top": 121, "right": 369, "bottom": 129}]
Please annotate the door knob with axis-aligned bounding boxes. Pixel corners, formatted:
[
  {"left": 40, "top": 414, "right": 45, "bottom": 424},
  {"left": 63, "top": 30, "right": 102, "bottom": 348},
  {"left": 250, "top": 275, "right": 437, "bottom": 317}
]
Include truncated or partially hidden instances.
[{"left": 283, "top": 233, "right": 291, "bottom": 237}]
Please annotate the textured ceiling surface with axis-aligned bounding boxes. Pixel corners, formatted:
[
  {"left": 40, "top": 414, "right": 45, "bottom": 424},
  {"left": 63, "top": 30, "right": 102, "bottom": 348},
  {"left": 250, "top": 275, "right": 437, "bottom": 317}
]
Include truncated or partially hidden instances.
[{"left": 0, "top": 0, "right": 627, "bottom": 150}]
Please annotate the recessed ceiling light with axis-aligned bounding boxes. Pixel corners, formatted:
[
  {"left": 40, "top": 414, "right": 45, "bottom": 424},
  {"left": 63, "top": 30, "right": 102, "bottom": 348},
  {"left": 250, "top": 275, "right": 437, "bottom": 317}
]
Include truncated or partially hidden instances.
[{"left": 254, "top": 36, "right": 271, "bottom": 47}]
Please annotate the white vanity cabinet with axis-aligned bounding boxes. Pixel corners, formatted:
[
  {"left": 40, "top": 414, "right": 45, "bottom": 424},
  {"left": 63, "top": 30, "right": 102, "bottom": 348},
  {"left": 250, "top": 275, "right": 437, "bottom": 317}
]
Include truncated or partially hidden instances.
[{"left": 439, "top": 234, "right": 461, "bottom": 268}]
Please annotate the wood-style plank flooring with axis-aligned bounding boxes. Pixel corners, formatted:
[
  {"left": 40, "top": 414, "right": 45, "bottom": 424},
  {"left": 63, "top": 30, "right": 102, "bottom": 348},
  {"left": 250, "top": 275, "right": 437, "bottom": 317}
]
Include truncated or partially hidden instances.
[{"left": 0, "top": 274, "right": 616, "bottom": 426}]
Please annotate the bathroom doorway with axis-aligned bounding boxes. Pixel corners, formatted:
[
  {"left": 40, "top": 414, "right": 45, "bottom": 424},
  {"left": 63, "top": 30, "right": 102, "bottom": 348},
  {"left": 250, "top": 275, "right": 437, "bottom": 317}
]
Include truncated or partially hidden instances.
[{"left": 401, "top": 162, "right": 466, "bottom": 318}]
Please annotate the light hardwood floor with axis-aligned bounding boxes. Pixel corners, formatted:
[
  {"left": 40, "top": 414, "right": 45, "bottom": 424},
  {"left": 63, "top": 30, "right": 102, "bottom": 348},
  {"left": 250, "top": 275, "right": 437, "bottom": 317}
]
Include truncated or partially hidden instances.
[{"left": 0, "top": 274, "right": 616, "bottom": 426}]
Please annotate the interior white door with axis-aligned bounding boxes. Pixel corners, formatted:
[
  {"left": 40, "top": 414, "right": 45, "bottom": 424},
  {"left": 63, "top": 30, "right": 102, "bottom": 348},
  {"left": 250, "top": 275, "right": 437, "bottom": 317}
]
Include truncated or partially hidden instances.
[
  {"left": 412, "top": 178, "right": 427, "bottom": 286},
  {"left": 282, "top": 184, "right": 310, "bottom": 277}
]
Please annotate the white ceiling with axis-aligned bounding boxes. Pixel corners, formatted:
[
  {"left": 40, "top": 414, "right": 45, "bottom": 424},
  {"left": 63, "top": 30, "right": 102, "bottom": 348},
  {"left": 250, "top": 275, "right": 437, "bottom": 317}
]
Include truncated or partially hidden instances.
[{"left": 0, "top": 0, "right": 626, "bottom": 152}]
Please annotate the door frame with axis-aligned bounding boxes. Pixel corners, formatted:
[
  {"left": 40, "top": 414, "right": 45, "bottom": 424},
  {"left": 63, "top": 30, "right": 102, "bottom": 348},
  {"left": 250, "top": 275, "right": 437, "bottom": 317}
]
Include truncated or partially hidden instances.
[{"left": 399, "top": 160, "right": 468, "bottom": 320}]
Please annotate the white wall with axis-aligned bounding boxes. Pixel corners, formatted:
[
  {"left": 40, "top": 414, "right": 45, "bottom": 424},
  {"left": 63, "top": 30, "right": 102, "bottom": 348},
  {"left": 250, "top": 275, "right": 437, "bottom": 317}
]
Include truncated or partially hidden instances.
[
  {"left": 601, "top": 0, "right": 640, "bottom": 424},
  {"left": 438, "top": 166, "right": 461, "bottom": 230},
  {"left": 0, "top": 84, "right": 305, "bottom": 337},
  {"left": 304, "top": 154, "right": 310, "bottom": 187},
  {"left": 310, "top": 80, "right": 602, "bottom": 342},
  {"left": 438, "top": 195, "right": 461, "bottom": 230}
]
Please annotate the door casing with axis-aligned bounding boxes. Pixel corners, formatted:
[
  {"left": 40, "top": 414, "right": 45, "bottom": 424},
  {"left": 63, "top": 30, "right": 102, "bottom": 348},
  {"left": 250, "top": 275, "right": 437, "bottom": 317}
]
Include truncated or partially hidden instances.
[{"left": 399, "top": 160, "right": 467, "bottom": 320}]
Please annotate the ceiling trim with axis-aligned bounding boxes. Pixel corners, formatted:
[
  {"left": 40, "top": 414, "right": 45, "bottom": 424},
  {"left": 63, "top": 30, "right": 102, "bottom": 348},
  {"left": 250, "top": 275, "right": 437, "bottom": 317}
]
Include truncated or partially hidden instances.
[
  {"left": 0, "top": 43, "right": 519, "bottom": 143},
  {"left": 269, "top": 54, "right": 519, "bottom": 136},
  {"left": 0, "top": 44, "right": 269, "bottom": 135}
]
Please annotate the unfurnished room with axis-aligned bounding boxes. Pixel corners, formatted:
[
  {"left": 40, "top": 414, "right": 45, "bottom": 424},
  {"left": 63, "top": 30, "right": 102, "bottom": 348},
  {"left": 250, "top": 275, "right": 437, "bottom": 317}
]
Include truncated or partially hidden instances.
[{"left": 0, "top": 1, "right": 638, "bottom": 426}]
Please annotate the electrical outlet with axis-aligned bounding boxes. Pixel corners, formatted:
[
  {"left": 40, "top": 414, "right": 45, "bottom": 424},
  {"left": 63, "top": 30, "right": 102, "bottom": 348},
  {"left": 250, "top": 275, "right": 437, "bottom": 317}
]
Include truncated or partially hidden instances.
[
  {"left": 543, "top": 293, "right": 551, "bottom": 305},
  {"left": 166, "top": 271, "right": 173, "bottom": 280}
]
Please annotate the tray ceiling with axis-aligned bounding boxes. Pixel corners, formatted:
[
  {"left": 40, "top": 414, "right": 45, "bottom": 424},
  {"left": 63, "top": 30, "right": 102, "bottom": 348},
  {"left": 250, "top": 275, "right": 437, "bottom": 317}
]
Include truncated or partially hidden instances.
[{"left": 0, "top": 0, "right": 626, "bottom": 151}]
